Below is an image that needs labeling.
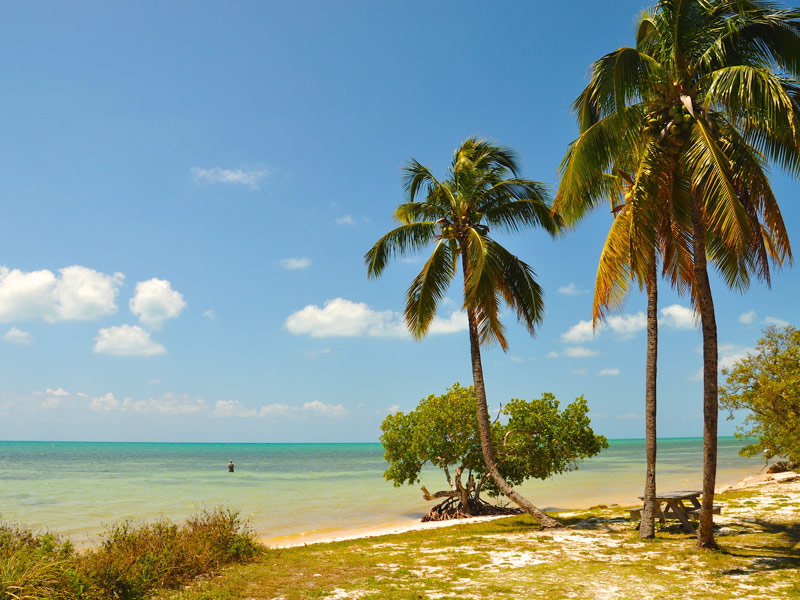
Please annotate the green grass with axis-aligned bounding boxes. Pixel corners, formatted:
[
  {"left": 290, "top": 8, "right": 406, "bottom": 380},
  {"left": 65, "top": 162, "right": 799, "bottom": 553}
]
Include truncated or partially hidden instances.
[{"left": 163, "top": 486, "right": 800, "bottom": 600}]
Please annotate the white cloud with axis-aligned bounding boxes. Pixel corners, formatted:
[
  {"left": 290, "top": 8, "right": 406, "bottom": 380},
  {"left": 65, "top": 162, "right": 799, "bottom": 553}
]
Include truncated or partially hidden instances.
[
  {"left": 659, "top": 304, "right": 697, "bottom": 329},
  {"left": 719, "top": 344, "right": 753, "bottom": 371},
  {"left": 762, "top": 316, "right": 790, "bottom": 328},
  {"left": 561, "top": 320, "right": 597, "bottom": 343},
  {"left": 286, "top": 298, "right": 403, "bottom": 338},
  {"left": 557, "top": 283, "right": 588, "bottom": 295},
  {"left": 214, "top": 400, "right": 257, "bottom": 418},
  {"left": 738, "top": 310, "right": 757, "bottom": 325},
  {"left": 546, "top": 351, "right": 559, "bottom": 358},
  {"left": 428, "top": 310, "right": 467, "bottom": 335},
  {"left": 94, "top": 325, "right": 167, "bottom": 356},
  {"left": 131, "top": 395, "right": 207, "bottom": 415},
  {"left": 90, "top": 392, "right": 206, "bottom": 415},
  {"left": 41, "top": 397, "right": 62, "bottom": 410},
  {"left": 285, "top": 298, "right": 465, "bottom": 339},
  {"left": 258, "top": 403, "right": 295, "bottom": 417},
  {"left": 387, "top": 404, "right": 401, "bottom": 414},
  {"left": 129, "top": 279, "right": 186, "bottom": 330},
  {"left": 606, "top": 312, "right": 646, "bottom": 339},
  {"left": 281, "top": 257, "right": 312, "bottom": 270},
  {"left": 509, "top": 355, "right": 524, "bottom": 363},
  {"left": 91, "top": 392, "right": 120, "bottom": 412},
  {"left": 303, "top": 400, "right": 348, "bottom": 417},
  {"left": 202, "top": 310, "right": 216, "bottom": 320},
  {"left": 688, "top": 368, "right": 703, "bottom": 381},
  {"left": 0, "top": 265, "right": 123, "bottom": 323},
  {"left": 3, "top": 327, "right": 33, "bottom": 344},
  {"left": 190, "top": 166, "right": 269, "bottom": 190},
  {"left": 335, "top": 215, "right": 356, "bottom": 225},
  {"left": 598, "top": 368, "right": 621, "bottom": 376},
  {"left": 32, "top": 388, "right": 73, "bottom": 410},
  {"left": 214, "top": 399, "right": 347, "bottom": 418},
  {"left": 562, "top": 312, "right": 645, "bottom": 344},
  {"left": 564, "top": 346, "right": 599, "bottom": 358},
  {"left": 571, "top": 368, "right": 587, "bottom": 375}
]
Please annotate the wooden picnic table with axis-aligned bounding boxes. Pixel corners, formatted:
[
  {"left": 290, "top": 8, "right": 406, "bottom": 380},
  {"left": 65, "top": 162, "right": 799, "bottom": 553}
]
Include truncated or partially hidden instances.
[{"left": 633, "top": 490, "right": 706, "bottom": 533}]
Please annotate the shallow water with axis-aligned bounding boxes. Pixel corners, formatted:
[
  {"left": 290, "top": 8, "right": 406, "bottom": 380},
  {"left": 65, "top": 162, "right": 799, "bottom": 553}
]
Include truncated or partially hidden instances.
[{"left": 0, "top": 438, "right": 764, "bottom": 545}]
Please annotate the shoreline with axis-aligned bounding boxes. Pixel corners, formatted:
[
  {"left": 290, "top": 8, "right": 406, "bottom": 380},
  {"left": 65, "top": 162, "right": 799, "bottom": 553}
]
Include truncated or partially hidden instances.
[{"left": 260, "top": 465, "right": 781, "bottom": 549}]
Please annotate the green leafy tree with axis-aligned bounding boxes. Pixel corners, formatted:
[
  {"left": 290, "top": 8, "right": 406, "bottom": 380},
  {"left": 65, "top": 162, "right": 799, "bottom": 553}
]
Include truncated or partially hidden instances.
[
  {"left": 380, "top": 383, "right": 608, "bottom": 519},
  {"left": 366, "top": 137, "right": 563, "bottom": 527},
  {"left": 556, "top": 0, "right": 798, "bottom": 548},
  {"left": 721, "top": 325, "right": 800, "bottom": 464}
]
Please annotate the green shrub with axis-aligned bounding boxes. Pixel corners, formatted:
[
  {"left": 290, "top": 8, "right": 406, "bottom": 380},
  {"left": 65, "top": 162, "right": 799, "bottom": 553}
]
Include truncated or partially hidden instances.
[
  {"left": 79, "top": 508, "right": 261, "bottom": 600},
  {"left": 0, "top": 508, "right": 261, "bottom": 600},
  {"left": 0, "top": 521, "right": 83, "bottom": 600}
]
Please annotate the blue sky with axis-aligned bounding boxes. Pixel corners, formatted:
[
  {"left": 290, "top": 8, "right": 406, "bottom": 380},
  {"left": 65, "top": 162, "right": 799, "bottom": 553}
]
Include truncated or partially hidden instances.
[{"left": 0, "top": 1, "right": 796, "bottom": 443}]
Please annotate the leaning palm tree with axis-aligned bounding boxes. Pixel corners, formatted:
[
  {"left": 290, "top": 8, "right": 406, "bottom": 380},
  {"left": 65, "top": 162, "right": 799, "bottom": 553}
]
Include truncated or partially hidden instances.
[
  {"left": 559, "top": 0, "right": 799, "bottom": 548},
  {"left": 365, "top": 137, "right": 563, "bottom": 527}
]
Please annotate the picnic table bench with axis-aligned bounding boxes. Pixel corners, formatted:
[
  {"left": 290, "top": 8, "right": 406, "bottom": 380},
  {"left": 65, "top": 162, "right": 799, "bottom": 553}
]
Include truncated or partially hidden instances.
[{"left": 628, "top": 490, "right": 721, "bottom": 533}]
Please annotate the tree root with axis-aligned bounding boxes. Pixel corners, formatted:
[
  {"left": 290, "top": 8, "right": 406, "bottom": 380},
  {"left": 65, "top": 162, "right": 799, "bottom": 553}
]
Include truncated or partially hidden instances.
[{"left": 421, "top": 497, "right": 522, "bottom": 522}]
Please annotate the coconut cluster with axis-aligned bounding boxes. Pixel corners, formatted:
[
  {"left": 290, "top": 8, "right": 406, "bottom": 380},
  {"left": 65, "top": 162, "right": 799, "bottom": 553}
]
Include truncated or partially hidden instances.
[{"left": 643, "top": 103, "right": 693, "bottom": 155}]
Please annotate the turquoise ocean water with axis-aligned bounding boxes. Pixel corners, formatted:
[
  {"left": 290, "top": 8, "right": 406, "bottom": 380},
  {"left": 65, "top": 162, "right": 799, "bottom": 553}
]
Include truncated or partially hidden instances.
[{"left": 0, "top": 438, "right": 764, "bottom": 546}]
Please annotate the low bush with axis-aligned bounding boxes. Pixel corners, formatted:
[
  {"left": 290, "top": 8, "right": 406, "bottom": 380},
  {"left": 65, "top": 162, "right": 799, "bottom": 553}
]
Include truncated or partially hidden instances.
[
  {"left": 81, "top": 507, "right": 260, "bottom": 600},
  {"left": 0, "top": 521, "right": 83, "bottom": 600},
  {"left": 0, "top": 507, "right": 261, "bottom": 600}
]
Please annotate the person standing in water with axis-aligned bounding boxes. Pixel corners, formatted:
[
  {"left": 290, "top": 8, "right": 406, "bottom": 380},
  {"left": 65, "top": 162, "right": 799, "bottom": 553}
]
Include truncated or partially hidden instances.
[{"left": 227, "top": 459, "right": 235, "bottom": 472}]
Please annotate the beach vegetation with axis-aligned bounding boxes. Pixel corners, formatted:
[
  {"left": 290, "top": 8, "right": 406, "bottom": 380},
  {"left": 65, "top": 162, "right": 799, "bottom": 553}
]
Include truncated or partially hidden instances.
[
  {"left": 0, "top": 522, "right": 80, "bottom": 600},
  {"left": 162, "top": 483, "right": 800, "bottom": 600},
  {"left": 365, "top": 137, "right": 563, "bottom": 527},
  {"left": 721, "top": 325, "right": 800, "bottom": 465},
  {"left": 380, "top": 383, "right": 608, "bottom": 520},
  {"left": 0, "top": 507, "right": 259, "bottom": 600},
  {"left": 555, "top": 0, "right": 800, "bottom": 548}
]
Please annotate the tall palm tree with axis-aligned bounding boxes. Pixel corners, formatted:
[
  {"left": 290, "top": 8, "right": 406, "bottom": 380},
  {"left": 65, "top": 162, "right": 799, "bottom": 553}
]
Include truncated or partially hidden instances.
[
  {"left": 558, "top": 0, "right": 798, "bottom": 548},
  {"left": 557, "top": 142, "right": 694, "bottom": 538},
  {"left": 365, "top": 137, "right": 563, "bottom": 527}
]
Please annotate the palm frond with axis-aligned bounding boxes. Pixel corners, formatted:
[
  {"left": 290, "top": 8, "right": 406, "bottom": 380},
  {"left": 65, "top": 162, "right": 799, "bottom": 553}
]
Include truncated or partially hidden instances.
[
  {"left": 555, "top": 107, "right": 644, "bottom": 223},
  {"left": 705, "top": 67, "right": 799, "bottom": 155},
  {"left": 404, "top": 240, "right": 456, "bottom": 339},
  {"left": 593, "top": 208, "right": 636, "bottom": 323},
  {"left": 685, "top": 116, "right": 752, "bottom": 256},
  {"left": 483, "top": 196, "right": 562, "bottom": 236},
  {"left": 486, "top": 239, "right": 545, "bottom": 336},
  {"left": 364, "top": 222, "right": 437, "bottom": 278},
  {"left": 463, "top": 228, "right": 488, "bottom": 298},
  {"left": 393, "top": 202, "right": 449, "bottom": 224},
  {"left": 578, "top": 47, "right": 668, "bottom": 121}
]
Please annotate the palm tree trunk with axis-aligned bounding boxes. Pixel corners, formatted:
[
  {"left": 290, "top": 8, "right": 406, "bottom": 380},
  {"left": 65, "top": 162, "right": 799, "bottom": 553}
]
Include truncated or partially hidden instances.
[
  {"left": 690, "top": 196, "right": 719, "bottom": 550},
  {"left": 465, "top": 306, "right": 561, "bottom": 528},
  {"left": 639, "top": 261, "right": 658, "bottom": 539}
]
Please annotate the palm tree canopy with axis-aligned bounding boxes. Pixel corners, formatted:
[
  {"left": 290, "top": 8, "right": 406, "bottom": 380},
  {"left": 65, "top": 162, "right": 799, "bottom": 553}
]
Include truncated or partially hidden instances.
[
  {"left": 365, "top": 138, "right": 562, "bottom": 350},
  {"left": 556, "top": 0, "right": 798, "bottom": 318}
]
